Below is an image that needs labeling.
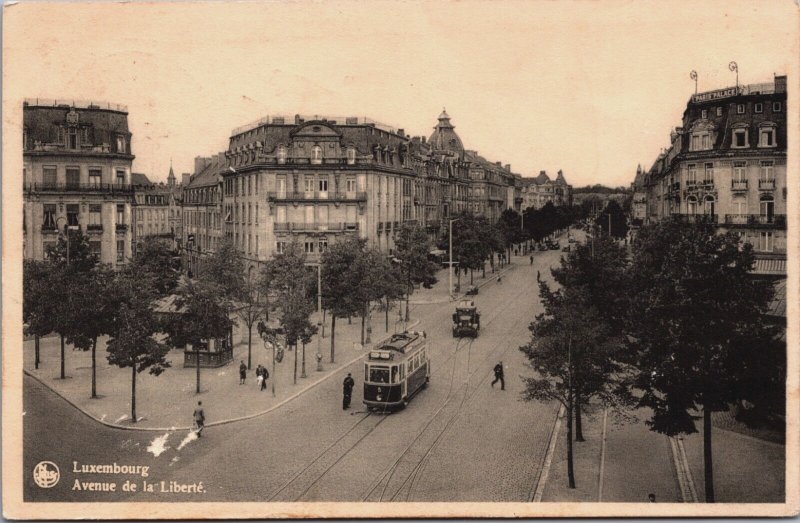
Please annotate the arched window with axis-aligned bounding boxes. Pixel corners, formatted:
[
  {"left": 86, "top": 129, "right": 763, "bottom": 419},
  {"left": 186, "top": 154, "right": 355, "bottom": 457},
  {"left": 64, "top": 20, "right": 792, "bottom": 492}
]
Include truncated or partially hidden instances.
[
  {"left": 703, "top": 195, "right": 715, "bottom": 217},
  {"left": 346, "top": 147, "right": 356, "bottom": 165},
  {"left": 277, "top": 146, "right": 287, "bottom": 164},
  {"left": 311, "top": 145, "right": 322, "bottom": 164}
]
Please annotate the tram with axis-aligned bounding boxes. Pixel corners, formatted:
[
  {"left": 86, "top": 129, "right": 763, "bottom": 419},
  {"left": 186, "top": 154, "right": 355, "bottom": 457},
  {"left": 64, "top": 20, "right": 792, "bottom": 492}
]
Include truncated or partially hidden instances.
[{"left": 363, "top": 330, "right": 430, "bottom": 410}]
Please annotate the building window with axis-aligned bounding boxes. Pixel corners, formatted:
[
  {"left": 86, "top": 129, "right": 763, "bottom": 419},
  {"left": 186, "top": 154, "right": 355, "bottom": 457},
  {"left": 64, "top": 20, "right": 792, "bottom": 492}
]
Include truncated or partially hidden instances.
[
  {"left": 89, "top": 205, "right": 102, "bottom": 227},
  {"left": 733, "top": 161, "right": 747, "bottom": 181},
  {"left": 347, "top": 148, "right": 356, "bottom": 165},
  {"left": 773, "top": 101, "right": 782, "bottom": 112},
  {"left": 255, "top": 204, "right": 259, "bottom": 225},
  {"left": 116, "top": 169, "right": 126, "bottom": 185},
  {"left": 732, "top": 128, "right": 748, "bottom": 148},
  {"left": 716, "top": 107, "right": 723, "bottom": 116},
  {"left": 65, "top": 204, "right": 79, "bottom": 227},
  {"left": 691, "top": 132, "right": 712, "bottom": 151},
  {"left": 704, "top": 195, "right": 716, "bottom": 216},
  {"left": 311, "top": 145, "right": 322, "bottom": 164},
  {"left": 117, "top": 204, "right": 125, "bottom": 224},
  {"left": 116, "top": 135, "right": 126, "bottom": 153},
  {"left": 686, "top": 196, "right": 698, "bottom": 215},
  {"left": 68, "top": 128, "right": 78, "bottom": 149},
  {"left": 754, "top": 102, "right": 763, "bottom": 113},
  {"left": 43, "top": 166, "right": 57, "bottom": 187},
  {"left": 760, "top": 161, "right": 774, "bottom": 180},
  {"left": 304, "top": 177, "right": 315, "bottom": 193},
  {"left": 760, "top": 195, "right": 774, "bottom": 220},
  {"left": 701, "top": 109, "right": 708, "bottom": 119},
  {"left": 732, "top": 196, "right": 747, "bottom": 215},
  {"left": 66, "top": 167, "right": 80, "bottom": 188},
  {"left": 704, "top": 162, "right": 714, "bottom": 183},
  {"left": 737, "top": 104, "right": 745, "bottom": 114},
  {"left": 89, "top": 169, "right": 102, "bottom": 187},
  {"left": 318, "top": 239, "right": 328, "bottom": 253},
  {"left": 276, "top": 241, "right": 286, "bottom": 254},
  {"left": 117, "top": 240, "right": 125, "bottom": 262},
  {"left": 758, "top": 126, "right": 776, "bottom": 147},
  {"left": 346, "top": 177, "right": 357, "bottom": 193},
  {"left": 304, "top": 241, "right": 315, "bottom": 254},
  {"left": 759, "top": 231, "right": 773, "bottom": 252},
  {"left": 89, "top": 241, "right": 101, "bottom": 258},
  {"left": 687, "top": 164, "right": 697, "bottom": 183},
  {"left": 43, "top": 204, "right": 57, "bottom": 229},
  {"left": 277, "top": 146, "right": 287, "bottom": 164},
  {"left": 318, "top": 176, "right": 328, "bottom": 192}
]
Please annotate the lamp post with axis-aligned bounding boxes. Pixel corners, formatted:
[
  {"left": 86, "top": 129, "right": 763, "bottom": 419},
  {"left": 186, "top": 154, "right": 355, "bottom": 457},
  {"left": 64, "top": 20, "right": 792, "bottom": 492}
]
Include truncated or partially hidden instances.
[
  {"left": 246, "top": 265, "right": 254, "bottom": 369},
  {"left": 449, "top": 218, "right": 459, "bottom": 300}
]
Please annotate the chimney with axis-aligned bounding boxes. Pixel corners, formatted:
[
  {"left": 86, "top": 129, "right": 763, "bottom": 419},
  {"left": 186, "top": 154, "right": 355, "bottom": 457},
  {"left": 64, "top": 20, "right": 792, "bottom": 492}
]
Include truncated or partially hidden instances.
[
  {"left": 775, "top": 75, "right": 787, "bottom": 93},
  {"left": 194, "top": 156, "right": 210, "bottom": 175},
  {"left": 421, "top": 136, "right": 426, "bottom": 144},
  {"left": 397, "top": 128, "right": 404, "bottom": 137},
  {"left": 505, "top": 164, "right": 511, "bottom": 172},
  {"left": 295, "top": 114, "right": 304, "bottom": 124},
  {"left": 540, "top": 170, "right": 546, "bottom": 176},
  {"left": 495, "top": 161, "right": 502, "bottom": 167},
  {"left": 181, "top": 173, "right": 191, "bottom": 186}
]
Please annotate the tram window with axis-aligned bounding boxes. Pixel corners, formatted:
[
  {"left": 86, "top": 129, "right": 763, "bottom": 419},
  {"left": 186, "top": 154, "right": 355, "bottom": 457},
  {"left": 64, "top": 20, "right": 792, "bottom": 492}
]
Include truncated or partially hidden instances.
[
  {"left": 391, "top": 366, "right": 398, "bottom": 383},
  {"left": 365, "top": 366, "right": 368, "bottom": 381},
  {"left": 370, "top": 366, "right": 389, "bottom": 383}
]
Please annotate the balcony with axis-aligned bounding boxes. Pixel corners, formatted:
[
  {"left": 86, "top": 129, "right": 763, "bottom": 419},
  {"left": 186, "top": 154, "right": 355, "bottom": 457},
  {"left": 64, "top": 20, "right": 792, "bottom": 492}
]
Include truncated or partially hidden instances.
[
  {"left": 25, "top": 182, "right": 134, "bottom": 194},
  {"left": 267, "top": 191, "right": 367, "bottom": 203},
  {"left": 41, "top": 224, "right": 58, "bottom": 234},
  {"left": 86, "top": 223, "right": 104, "bottom": 233},
  {"left": 674, "top": 213, "right": 718, "bottom": 224},
  {"left": 273, "top": 222, "right": 360, "bottom": 233},
  {"left": 758, "top": 179, "right": 776, "bottom": 190},
  {"left": 731, "top": 180, "right": 748, "bottom": 191},
  {"left": 116, "top": 223, "right": 129, "bottom": 233},
  {"left": 723, "top": 214, "right": 749, "bottom": 225},
  {"left": 723, "top": 214, "right": 786, "bottom": 228}
]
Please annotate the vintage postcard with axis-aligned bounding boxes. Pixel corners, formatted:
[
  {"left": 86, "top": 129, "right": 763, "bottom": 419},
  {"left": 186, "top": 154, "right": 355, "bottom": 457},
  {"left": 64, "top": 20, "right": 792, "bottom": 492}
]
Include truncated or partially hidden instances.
[{"left": 2, "top": 0, "right": 798, "bottom": 519}]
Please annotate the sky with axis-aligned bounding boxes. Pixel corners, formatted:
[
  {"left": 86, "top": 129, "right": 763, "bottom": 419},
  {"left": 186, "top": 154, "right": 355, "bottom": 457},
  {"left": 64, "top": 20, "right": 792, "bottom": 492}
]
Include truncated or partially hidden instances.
[{"left": 4, "top": 0, "right": 797, "bottom": 188}]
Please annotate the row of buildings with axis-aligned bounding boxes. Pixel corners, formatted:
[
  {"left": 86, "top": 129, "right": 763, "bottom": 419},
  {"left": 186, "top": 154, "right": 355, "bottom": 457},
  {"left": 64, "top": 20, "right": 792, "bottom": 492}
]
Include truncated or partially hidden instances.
[
  {"left": 21, "top": 100, "right": 573, "bottom": 268},
  {"left": 631, "top": 75, "right": 787, "bottom": 276}
]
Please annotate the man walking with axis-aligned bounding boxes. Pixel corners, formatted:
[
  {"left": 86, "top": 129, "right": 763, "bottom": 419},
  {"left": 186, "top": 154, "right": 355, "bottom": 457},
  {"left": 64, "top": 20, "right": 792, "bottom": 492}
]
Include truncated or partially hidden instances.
[
  {"left": 260, "top": 365, "right": 269, "bottom": 391},
  {"left": 239, "top": 360, "right": 247, "bottom": 385},
  {"left": 529, "top": 255, "right": 533, "bottom": 265},
  {"left": 193, "top": 401, "right": 205, "bottom": 437},
  {"left": 342, "top": 372, "right": 355, "bottom": 410},
  {"left": 491, "top": 362, "right": 505, "bottom": 390},
  {"left": 536, "top": 270, "right": 541, "bottom": 282}
]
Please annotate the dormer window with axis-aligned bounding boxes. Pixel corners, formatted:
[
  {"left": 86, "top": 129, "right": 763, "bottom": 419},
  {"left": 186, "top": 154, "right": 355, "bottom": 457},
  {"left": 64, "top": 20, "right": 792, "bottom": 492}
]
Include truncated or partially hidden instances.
[
  {"left": 277, "top": 146, "right": 287, "bottom": 164},
  {"left": 737, "top": 104, "right": 745, "bottom": 114},
  {"left": 773, "top": 102, "right": 782, "bottom": 112},
  {"left": 758, "top": 123, "right": 776, "bottom": 148},
  {"left": 701, "top": 109, "right": 708, "bottom": 119},
  {"left": 690, "top": 131, "right": 712, "bottom": 151},
  {"left": 754, "top": 102, "right": 763, "bottom": 113},
  {"left": 116, "top": 135, "right": 126, "bottom": 153},
  {"left": 68, "top": 128, "right": 78, "bottom": 149},
  {"left": 716, "top": 107, "right": 723, "bottom": 116},
  {"left": 346, "top": 147, "right": 356, "bottom": 165},
  {"left": 732, "top": 125, "right": 749, "bottom": 148},
  {"left": 311, "top": 145, "right": 322, "bottom": 164}
]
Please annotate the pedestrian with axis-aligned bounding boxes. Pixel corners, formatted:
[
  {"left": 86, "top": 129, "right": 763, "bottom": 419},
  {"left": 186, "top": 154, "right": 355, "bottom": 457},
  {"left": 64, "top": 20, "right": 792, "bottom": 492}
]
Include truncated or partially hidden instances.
[
  {"left": 342, "top": 372, "right": 355, "bottom": 410},
  {"left": 491, "top": 361, "right": 505, "bottom": 390},
  {"left": 239, "top": 360, "right": 247, "bottom": 385},
  {"left": 536, "top": 270, "right": 540, "bottom": 282},
  {"left": 648, "top": 493, "right": 656, "bottom": 503},
  {"left": 529, "top": 255, "right": 533, "bottom": 265},
  {"left": 193, "top": 401, "right": 205, "bottom": 437},
  {"left": 261, "top": 365, "right": 269, "bottom": 391}
]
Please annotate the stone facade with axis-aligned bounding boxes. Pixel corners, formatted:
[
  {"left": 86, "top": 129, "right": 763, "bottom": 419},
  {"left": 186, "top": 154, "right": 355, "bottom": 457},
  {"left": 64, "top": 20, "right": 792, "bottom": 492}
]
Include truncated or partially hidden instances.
[
  {"left": 22, "top": 100, "right": 134, "bottom": 265},
  {"left": 635, "top": 76, "right": 787, "bottom": 275},
  {"left": 519, "top": 170, "right": 573, "bottom": 210}
]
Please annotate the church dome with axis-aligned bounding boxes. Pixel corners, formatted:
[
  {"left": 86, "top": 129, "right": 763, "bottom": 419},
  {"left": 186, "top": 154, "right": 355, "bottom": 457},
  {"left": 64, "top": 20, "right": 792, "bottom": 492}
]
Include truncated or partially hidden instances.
[{"left": 429, "top": 109, "right": 464, "bottom": 153}]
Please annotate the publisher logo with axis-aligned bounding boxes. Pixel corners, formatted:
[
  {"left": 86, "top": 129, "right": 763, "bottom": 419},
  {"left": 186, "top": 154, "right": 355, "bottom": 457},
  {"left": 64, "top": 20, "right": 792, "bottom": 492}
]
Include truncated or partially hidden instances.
[{"left": 33, "top": 461, "right": 60, "bottom": 488}]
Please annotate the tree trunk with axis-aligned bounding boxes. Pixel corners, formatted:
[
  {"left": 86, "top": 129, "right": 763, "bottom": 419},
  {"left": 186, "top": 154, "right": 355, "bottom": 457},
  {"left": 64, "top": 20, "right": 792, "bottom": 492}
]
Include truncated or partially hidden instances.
[
  {"left": 196, "top": 345, "right": 201, "bottom": 394},
  {"left": 575, "top": 396, "right": 585, "bottom": 441},
  {"left": 457, "top": 270, "right": 461, "bottom": 291},
  {"left": 470, "top": 269, "right": 473, "bottom": 285},
  {"left": 703, "top": 405, "right": 715, "bottom": 502},
  {"left": 348, "top": 316, "right": 352, "bottom": 325},
  {"left": 247, "top": 324, "right": 252, "bottom": 369},
  {"left": 360, "top": 307, "right": 366, "bottom": 345},
  {"left": 567, "top": 395, "right": 576, "bottom": 488},
  {"left": 34, "top": 335, "right": 40, "bottom": 369},
  {"left": 482, "top": 262, "right": 486, "bottom": 278},
  {"left": 405, "top": 272, "right": 411, "bottom": 322},
  {"left": 293, "top": 343, "right": 297, "bottom": 384},
  {"left": 365, "top": 301, "right": 372, "bottom": 344},
  {"left": 91, "top": 337, "right": 97, "bottom": 399},
  {"left": 330, "top": 315, "right": 336, "bottom": 363},
  {"left": 131, "top": 363, "right": 137, "bottom": 423},
  {"left": 385, "top": 298, "right": 390, "bottom": 332},
  {"left": 60, "top": 334, "right": 66, "bottom": 379},
  {"left": 322, "top": 309, "right": 326, "bottom": 337}
]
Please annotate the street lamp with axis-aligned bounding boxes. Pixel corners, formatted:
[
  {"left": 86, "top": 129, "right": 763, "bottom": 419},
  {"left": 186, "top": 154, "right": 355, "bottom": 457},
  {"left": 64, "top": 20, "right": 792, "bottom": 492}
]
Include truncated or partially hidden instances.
[{"left": 449, "top": 218, "right": 459, "bottom": 300}]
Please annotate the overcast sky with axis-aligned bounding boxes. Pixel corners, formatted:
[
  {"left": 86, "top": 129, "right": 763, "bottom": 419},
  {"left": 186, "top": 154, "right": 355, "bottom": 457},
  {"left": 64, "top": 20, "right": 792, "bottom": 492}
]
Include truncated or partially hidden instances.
[{"left": 5, "top": 0, "right": 796, "bottom": 187}]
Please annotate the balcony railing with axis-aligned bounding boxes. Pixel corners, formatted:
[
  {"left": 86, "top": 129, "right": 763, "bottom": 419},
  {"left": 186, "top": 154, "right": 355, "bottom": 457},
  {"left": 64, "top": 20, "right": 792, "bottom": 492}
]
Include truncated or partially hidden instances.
[
  {"left": 674, "top": 214, "right": 718, "bottom": 224},
  {"left": 116, "top": 223, "right": 129, "bottom": 232},
  {"left": 25, "top": 182, "right": 134, "bottom": 194},
  {"left": 723, "top": 214, "right": 786, "bottom": 228},
  {"left": 267, "top": 191, "right": 367, "bottom": 202},
  {"left": 86, "top": 224, "right": 104, "bottom": 232},
  {"left": 273, "top": 222, "right": 359, "bottom": 232},
  {"left": 731, "top": 180, "right": 748, "bottom": 191},
  {"left": 758, "top": 179, "right": 776, "bottom": 190},
  {"left": 724, "top": 214, "right": 749, "bottom": 225}
]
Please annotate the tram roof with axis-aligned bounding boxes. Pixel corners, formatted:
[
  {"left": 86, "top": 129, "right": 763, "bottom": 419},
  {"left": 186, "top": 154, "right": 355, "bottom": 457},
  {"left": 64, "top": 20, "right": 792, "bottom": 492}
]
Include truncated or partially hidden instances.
[{"left": 375, "top": 331, "right": 423, "bottom": 354}]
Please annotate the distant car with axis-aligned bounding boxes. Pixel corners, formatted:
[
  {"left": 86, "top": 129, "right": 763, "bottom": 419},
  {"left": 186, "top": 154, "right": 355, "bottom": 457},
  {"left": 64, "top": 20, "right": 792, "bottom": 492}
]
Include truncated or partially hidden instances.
[
  {"left": 465, "top": 285, "right": 479, "bottom": 296},
  {"left": 538, "top": 243, "right": 548, "bottom": 251}
]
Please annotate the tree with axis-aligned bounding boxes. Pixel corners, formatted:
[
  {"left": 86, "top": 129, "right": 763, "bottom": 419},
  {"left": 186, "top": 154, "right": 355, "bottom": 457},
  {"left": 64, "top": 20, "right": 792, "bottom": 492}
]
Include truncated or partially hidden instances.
[
  {"left": 497, "top": 209, "right": 523, "bottom": 260},
  {"left": 106, "top": 266, "right": 171, "bottom": 422},
  {"left": 237, "top": 265, "right": 267, "bottom": 370},
  {"left": 130, "top": 236, "right": 180, "bottom": 297},
  {"left": 627, "top": 219, "right": 776, "bottom": 502},
  {"left": 321, "top": 238, "right": 366, "bottom": 363},
  {"left": 595, "top": 200, "right": 628, "bottom": 239},
  {"left": 394, "top": 223, "right": 438, "bottom": 321},
  {"left": 23, "top": 260, "right": 55, "bottom": 370},
  {"left": 65, "top": 264, "right": 116, "bottom": 398},
  {"left": 352, "top": 247, "right": 393, "bottom": 345},
  {"left": 520, "top": 285, "right": 627, "bottom": 488}
]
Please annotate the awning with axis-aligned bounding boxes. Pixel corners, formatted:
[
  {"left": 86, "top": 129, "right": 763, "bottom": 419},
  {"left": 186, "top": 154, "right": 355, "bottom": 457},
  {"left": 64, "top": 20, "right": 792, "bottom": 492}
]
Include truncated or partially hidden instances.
[{"left": 751, "top": 258, "right": 786, "bottom": 276}]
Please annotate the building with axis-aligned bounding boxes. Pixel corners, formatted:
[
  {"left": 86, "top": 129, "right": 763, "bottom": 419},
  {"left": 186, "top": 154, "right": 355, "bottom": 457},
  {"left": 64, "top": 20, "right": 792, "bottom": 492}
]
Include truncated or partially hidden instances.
[
  {"left": 22, "top": 99, "right": 134, "bottom": 265},
  {"left": 519, "top": 169, "right": 573, "bottom": 210},
  {"left": 182, "top": 154, "right": 224, "bottom": 275},
  {"left": 630, "top": 164, "right": 648, "bottom": 225},
  {"left": 132, "top": 173, "right": 172, "bottom": 252},
  {"left": 638, "top": 75, "right": 787, "bottom": 275}
]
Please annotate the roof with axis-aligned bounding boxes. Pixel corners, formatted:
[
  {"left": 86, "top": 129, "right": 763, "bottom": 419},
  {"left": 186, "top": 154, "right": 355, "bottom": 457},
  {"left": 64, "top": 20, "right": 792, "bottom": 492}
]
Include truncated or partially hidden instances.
[
  {"left": 765, "top": 278, "right": 786, "bottom": 318},
  {"left": 187, "top": 154, "right": 223, "bottom": 188},
  {"left": 752, "top": 258, "right": 786, "bottom": 277},
  {"left": 132, "top": 172, "right": 152, "bottom": 186},
  {"left": 23, "top": 104, "right": 132, "bottom": 154},
  {"left": 555, "top": 170, "right": 568, "bottom": 184},
  {"left": 376, "top": 332, "right": 422, "bottom": 353},
  {"left": 534, "top": 171, "right": 551, "bottom": 184},
  {"left": 429, "top": 109, "right": 464, "bottom": 154}
]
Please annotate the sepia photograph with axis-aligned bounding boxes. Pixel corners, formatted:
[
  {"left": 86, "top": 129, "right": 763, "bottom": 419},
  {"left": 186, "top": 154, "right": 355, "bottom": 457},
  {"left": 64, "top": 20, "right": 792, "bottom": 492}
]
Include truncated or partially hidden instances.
[{"left": 2, "top": 0, "right": 798, "bottom": 518}]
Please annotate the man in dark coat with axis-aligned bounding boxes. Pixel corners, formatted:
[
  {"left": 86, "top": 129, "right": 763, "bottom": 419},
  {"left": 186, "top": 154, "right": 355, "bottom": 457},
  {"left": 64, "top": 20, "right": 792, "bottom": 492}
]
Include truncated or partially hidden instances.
[
  {"left": 491, "top": 362, "right": 505, "bottom": 390},
  {"left": 239, "top": 361, "right": 247, "bottom": 385},
  {"left": 193, "top": 401, "right": 205, "bottom": 436},
  {"left": 342, "top": 373, "right": 355, "bottom": 410}
]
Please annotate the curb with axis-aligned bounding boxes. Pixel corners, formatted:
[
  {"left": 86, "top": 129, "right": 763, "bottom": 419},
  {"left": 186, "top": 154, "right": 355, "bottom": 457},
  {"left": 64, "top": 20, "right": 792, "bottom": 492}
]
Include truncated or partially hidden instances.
[{"left": 23, "top": 320, "right": 421, "bottom": 433}]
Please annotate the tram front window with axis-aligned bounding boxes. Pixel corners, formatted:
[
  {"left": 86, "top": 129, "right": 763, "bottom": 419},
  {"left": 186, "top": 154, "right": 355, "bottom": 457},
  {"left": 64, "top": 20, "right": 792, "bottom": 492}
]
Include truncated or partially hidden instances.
[
  {"left": 391, "top": 366, "right": 398, "bottom": 383},
  {"left": 369, "top": 366, "right": 390, "bottom": 383}
]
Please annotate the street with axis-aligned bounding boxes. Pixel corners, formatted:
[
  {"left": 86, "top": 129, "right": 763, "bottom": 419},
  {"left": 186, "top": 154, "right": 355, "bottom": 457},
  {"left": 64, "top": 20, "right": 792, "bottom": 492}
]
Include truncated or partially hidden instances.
[{"left": 24, "top": 241, "right": 565, "bottom": 502}]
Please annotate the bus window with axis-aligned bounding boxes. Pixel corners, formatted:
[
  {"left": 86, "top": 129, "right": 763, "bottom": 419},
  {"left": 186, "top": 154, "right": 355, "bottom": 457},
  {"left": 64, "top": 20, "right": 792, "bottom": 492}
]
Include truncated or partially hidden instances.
[
  {"left": 391, "top": 366, "right": 398, "bottom": 383},
  {"left": 369, "top": 366, "right": 389, "bottom": 383}
]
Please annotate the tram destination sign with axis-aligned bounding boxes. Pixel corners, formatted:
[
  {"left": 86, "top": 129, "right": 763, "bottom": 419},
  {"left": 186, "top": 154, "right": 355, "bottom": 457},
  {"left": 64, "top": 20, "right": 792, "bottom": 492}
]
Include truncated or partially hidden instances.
[{"left": 692, "top": 86, "right": 740, "bottom": 103}]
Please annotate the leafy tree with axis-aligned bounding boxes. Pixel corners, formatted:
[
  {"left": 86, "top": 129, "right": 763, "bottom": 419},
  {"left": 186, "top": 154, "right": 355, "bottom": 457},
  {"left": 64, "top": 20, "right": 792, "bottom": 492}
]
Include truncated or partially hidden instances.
[
  {"left": 23, "top": 260, "right": 55, "bottom": 370},
  {"left": 237, "top": 265, "right": 268, "bottom": 370},
  {"left": 595, "top": 200, "right": 628, "bottom": 239},
  {"left": 321, "top": 238, "right": 366, "bottom": 363},
  {"left": 131, "top": 237, "right": 180, "bottom": 297},
  {"left": 394, "top": 223, "right": 438, "bottom": 320},
  {"left": 106, "top": 266, "right": 171, "bottom": 422},
  {"left": 497, "top": 209, "right": 523, "bottom": 261},
  {"left": 628, "top": 219, "right": 776, "bottom": 502},
  {"left": 352, "top": 247, "right": 394, "bottom": 345}
]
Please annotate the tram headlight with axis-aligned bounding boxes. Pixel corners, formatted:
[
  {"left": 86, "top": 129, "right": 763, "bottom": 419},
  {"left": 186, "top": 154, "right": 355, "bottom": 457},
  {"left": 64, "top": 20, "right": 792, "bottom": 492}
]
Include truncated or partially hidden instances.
[{"left": 377, "top": 387, "right": 383, "bottom": 401}]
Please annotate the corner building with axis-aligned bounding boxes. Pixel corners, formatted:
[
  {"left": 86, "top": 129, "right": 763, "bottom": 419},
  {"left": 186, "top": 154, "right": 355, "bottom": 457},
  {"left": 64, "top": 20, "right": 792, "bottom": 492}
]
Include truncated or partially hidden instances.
[
  {"left": 639, "top": 76, "right": 787, "bottom": 275},
  {"left": 23, "top": 100, "right": 134, "bottom": 265}
]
